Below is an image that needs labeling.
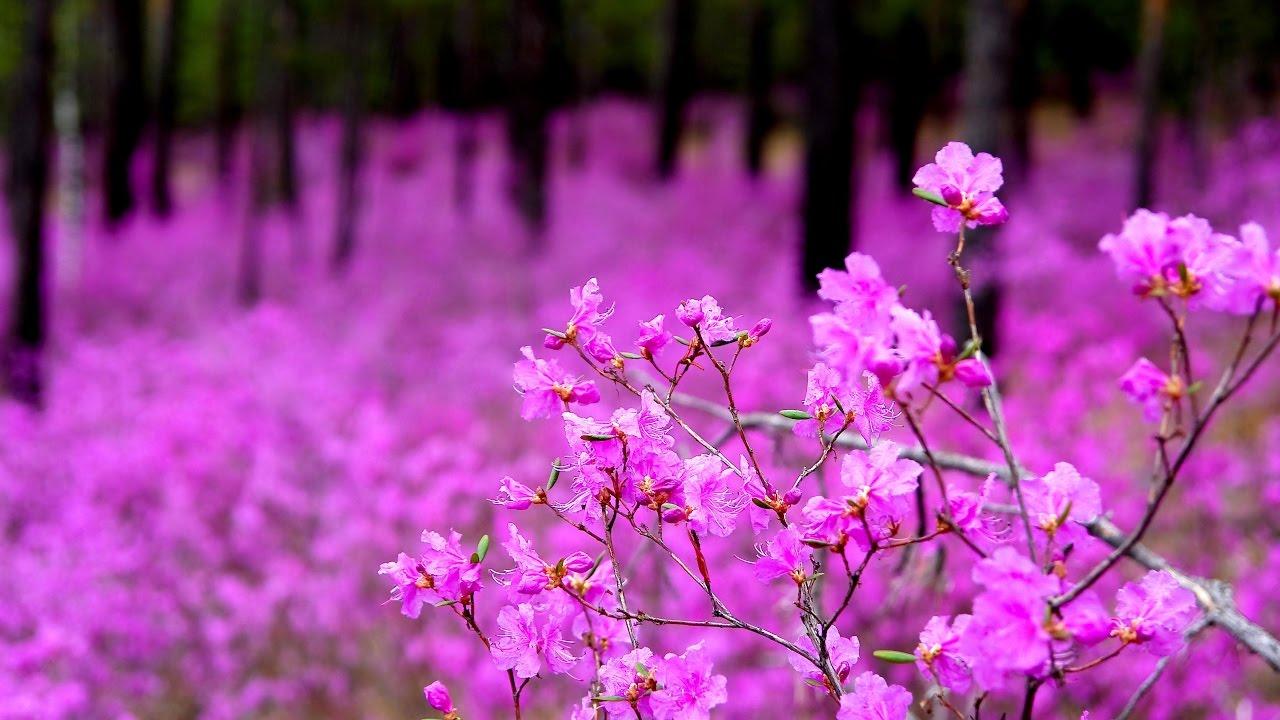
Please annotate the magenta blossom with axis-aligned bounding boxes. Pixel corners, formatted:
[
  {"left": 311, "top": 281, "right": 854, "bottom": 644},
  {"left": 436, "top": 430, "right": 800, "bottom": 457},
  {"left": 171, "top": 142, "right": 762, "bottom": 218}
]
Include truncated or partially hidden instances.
[
  {"left": 836, "top": 671, "right": 913, "bottom": 720},
  {"left": 648, "top": 642, "right": 728, "bottom": 720},
  {"left": 912, "top": 141, "right": 1009, "bottom": 233},
  {"left": 513, "top": 346, "right": 600, "bottom": 420},
  {"left": 1231, "top": 222, "right": 1280, "bottom": 309},
  {"left": 1119, "top": 357, "right": 1183, "bottom": 422},
  {"left": 1099, "top": 210, "right": 1240, "bottom": 306},
  {"left": 669, "top": 454, "right": 747, "bottom": 537},
  {"left": 491, "top": 602, "right": 580, "bottom": 678},
  {"left": 794, "top": 362, "right": 849, "bottom": 439},
  {"left": 787, "top": 627, "right": 860, "bottom": 690},
  {"left": 636, "top": 314, "right": 673, "bottom": 356},
  {"left": 493, "top": 475, "right": 541, "bottom": 510},
  {"left": 960, "top": 547, "right": 1060, "bottom": 690},
  {"left": 598, "top": 647, "right": 656, "bottom": 718},
  {"left": 424, "top": 681, "right": 457, "bottom": 718},
  {"left": 675, "top": 295, "right": 737, "bottom": 342},
  {"left": 753, "top": 525, "right": 813, "bottom": 585},
  {"left": 1022, "top": 462, "right": 1102, "bottom": 544},
  {"left": 379, "top": 530, "right": 483, "bottom": 618},
  {"left": 915, "top": 615, "right": 973, "bottom": 693},
  {"left": 499, "top": 523, "right": 594, "bottom": 595},
  {"left": 1112, "top": 570, "right": 1199, "bottom": 656},
  {"left": 545, "top": 277, "right": 613, "bottom": 349}
]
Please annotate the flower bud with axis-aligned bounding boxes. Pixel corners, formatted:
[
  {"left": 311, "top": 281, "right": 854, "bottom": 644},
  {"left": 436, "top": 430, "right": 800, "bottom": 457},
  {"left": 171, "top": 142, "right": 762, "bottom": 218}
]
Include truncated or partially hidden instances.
[
  {"left": 939, "top": 184, "right": 964, "bottom": 206},
  {"left": 425, "top": 681, "right": 455, "bottom": 713},
  {"left": 676, "top": 299, "right": 704, "bottom": 327}
]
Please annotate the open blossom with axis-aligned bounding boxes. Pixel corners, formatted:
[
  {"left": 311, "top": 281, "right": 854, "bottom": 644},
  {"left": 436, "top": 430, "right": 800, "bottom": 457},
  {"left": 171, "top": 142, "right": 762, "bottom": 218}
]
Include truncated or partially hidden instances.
[
  {"left": 675, "top": 295, "right": 737, "bottom": 342},
  {"left": 1119, "top": 357, "right": 1184, "bottom": 422},
  {"left": 1099, "top": 210, "right": 1241, "bottom": 306},
  {"left": 801, "top": 442, "right": 920, "bottom": 550},
  {"left": 1231, "top": 222, "right": 1280, "bottom": 309},
  {"left": 817, "top": 252, "right": 901, "bottom": 320},
  {"left": 636, "top": 314, "right": 672, "bottom": 356},
  {"left": 1112, "top": 570, "right": 1199, "bottom": 656},
  {"left": 598, "top": 647, "right": 657, "bottom": 718},
  {"left": 960, "top": 547, "right": 1060, "bottom": 690},
  {"left": 788, "top": 628, "right": 860, "bottom": 689},
  {"left": 915, "top": 615, "right": 973, "bottom": 693},
  {"left": 836, "top": 672, "right": 913, "bottom": 720},
  {"left": 889, "top": 306, "right": 988, "bottom": 393},
  {"left": 1022, "top": 462, "right": 1102, "bottom": 545},
  {"left": 794, "top": 362, "right": 849, "bottom": 438},
  {"left": 424, "top": 682, "right": 458, "bottom": 718},
  {"left": 513, "top": 346, "right": 600, "bottom": 420},
  {"left": 946, "top": 475, "right": 1009, "bottom": 545},
  {"left": 545, "top": 277, "right": 613, "bottom": 349},
  {"left": 499, "top": 523, "right": 594, "bottom": 595},
  {"left": 379, "top": 530, "right": 483, "bottom": 618},
  {"left": 584, "top": 331, "right": 623, "bottom": 367},
  {"left": 912, "top": 141, "right": 1009, "bottom": 233},
  {"left": 491, "top": 602, "right": 580, "bottom": 678},
  {"left": 649, "top": 642, "right": 728, "bottom": 720},
  {"left": 493, "top": 475, "right": 541, "bottom": 510},
  {"left": 669, "top": 454, "right": 747, "bottom": 536},
  {"left": 753, "top": 525, "right": 813, "bottom": 585}
]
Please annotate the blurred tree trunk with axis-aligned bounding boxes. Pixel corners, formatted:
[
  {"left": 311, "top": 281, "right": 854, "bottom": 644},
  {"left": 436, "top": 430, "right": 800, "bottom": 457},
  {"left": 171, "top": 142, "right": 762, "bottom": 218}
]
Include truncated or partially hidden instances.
[
  {"left": 744, "top": 0, "right": 774, "bottom": 178},
  {"left": 962, "top": 0, "right": 1013, "bottom": 356},
  {"left": 387, "top": 7, "right": 422, "bottom": 118},
  {"left": 273, "top": 0, "right": 302, "bottom": 210},
  {"left": 800, "top": 0, "right": 856, "bottom": 292},
  {"left": 884, "top": 9, "right": 930, "bottom": 192},
  {"left": 5, "top": 0, "right": 54, "bottom": 407},
  {"left": 441, "top": 2, "right": 481, "bottom": 213},
  {"left": 1057, "top": 0, "right": 1096, "bottom": 119},
  {"left": 1133, "top": 0, "right": 1168, "bottom": 209},
  {"left": 103, "top": 0, "right": 146, "bottom": 224},
  {"left": 152, "top": 0, "right": 186, "bottom": 217},
  {"left": 215, "top": 0, "right": 241, "bottom": 183},
  {"left": 656, "top": 0, "right": 696, "bottom": 179},
  {"left": 331, "top": 0, "right": 366, "bottom": 274},
  {"left": 507, "top": 0, "right": 565, "bottom": 236},
  {"left": 240, "top": 122, "right": 267, "bottom": 306},
  {"left": 1008, "top": 0, "right": 1039, "bottom": 184}
]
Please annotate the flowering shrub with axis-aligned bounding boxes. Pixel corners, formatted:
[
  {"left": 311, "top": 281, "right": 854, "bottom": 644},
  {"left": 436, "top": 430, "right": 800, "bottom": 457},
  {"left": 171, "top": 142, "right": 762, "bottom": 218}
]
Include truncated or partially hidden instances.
[{"left": 387, "top": 141, "right": 1280, "bottom": 719}]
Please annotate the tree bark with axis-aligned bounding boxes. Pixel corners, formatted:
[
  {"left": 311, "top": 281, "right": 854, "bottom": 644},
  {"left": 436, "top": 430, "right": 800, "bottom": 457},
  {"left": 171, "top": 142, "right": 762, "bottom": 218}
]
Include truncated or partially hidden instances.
[
  {"left": 215, "top": 0, "right": 242, "bottom": 183},
  {"left": 5, "top": 0, "right": 55, "bottom": 407},
  {"left": 152, "top": 0, "right": 186, "bottom": 217},
  {"left": 273, "top": 0, "right": 302, "bottom": 210},
  {"left": 1133, "top": 0, "right": 1169, "bottom": 209},
  {"left": 507, "top": 0, "right": 566, "bottom": 236},
  {"left": 103, "top": 0, "right": 146, "bottom": 224},
  {"left": 884, "top": 9, "right": 930, "bottom": 192},
  {"left": 331, "top": 0, "right": 366, "bottom": 273},
  {"left": 744, "top": 0, "right": 774, "bottom": 178},
  {"left": 656, "top": 0, "right": 696, "bottom": 179},
  {"left": 800, "top": 0, "right": 856, "bottom": 292}
]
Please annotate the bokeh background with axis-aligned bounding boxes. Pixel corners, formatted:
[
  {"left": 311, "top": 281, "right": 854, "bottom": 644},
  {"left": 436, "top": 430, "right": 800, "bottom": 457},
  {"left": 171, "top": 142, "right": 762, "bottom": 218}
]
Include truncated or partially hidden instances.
[{"left": 2, "top": 0, "right": 1280, "bottom": 718}]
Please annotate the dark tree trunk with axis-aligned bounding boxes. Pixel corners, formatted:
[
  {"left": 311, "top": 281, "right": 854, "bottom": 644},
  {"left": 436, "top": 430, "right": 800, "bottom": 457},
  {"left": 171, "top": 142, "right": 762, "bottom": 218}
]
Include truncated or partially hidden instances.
[
  {"left": 962, "top": 0, "right": 1014, "bottom": 357},
  {"left": 1008, "top": 0, "right": 1040, "bottom": 184},
  {"left": 507, "top": 0, "right": 565, "bottom": 235},
  {"left": 215, "top": 0, "right": 241, "bottom": 182},
  {"left": 5, "top": 0, "right": 55, "bottom": 407},
  {"left": 744, "top": 1, "right": 774, "bottom": 177},
  {"left": 240, "top": 122, "right": 267, "bottom": 306},
  {"left": 1133, "top": 0, "right": 1168, "bottom": 209},
  {"left": 331, "top": 0, "right": 366, "bottom": 273},
  {"left": 273, "top": 0, "right": 301, "bottom": 209},
  {"left": 152, "top": 0, "right": 186, "bottom": 217},
  {"left": 885, "top": 9, "right": 930, "bottom": 192},
  {"left": 441, "top": 2, "right": 481, "bottom": 213},
  {"left": 800, "top": 0, "right": 856, "bottom": 292},
  {"left": 386, "top": 8, "right": 422, "bottom": 118},
  {"left": 656, "top": 0, "right": 696, "bottom": 179},
  {"left": 1057, "top": 0, "right": 1095, "bottom": 119},
  {"left": 103, "top": 0, "right": 146, "bottom": 224}
]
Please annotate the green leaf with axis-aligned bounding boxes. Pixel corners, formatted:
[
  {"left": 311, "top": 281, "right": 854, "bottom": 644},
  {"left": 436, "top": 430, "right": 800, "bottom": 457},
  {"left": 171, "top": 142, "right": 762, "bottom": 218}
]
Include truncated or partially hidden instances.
[
  {"left": 957, "top": 338, "right": 981, "bottom": 361},
  {"left": 474, "top": 534, "right": 491, "bottom": 563},
  {"left": 779, "top": 409, "right": 812, "bottom": 421},
  {"left": 547, "top": 462, "right": 562, "bottom": 491},
  {"left": 710, "top": 337, "right": 738, "bottom": 347},
  {"left": 542, "top": 327, "right": 568, "bottom": 339},
  {"left": 581, "top": 433, "right": 615, "bottom": 442},
  {"left": 912, "top": 187, "right": 948, "bottom": 206},
  {"left": 593, "top": 695, "right": 627, "bottom": 702},
  {"left": 873, "top": 649, "right": 918, "bottom": 664},
  {"left": 620, "top": 351, "right": 644, "bottom": 360}
]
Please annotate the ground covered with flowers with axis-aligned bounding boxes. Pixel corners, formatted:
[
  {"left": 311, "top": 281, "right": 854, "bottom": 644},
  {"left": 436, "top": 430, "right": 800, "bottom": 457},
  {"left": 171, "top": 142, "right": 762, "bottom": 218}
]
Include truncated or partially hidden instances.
[{"left": 3, "top": 99, "right": 1280, "bottom": 719}]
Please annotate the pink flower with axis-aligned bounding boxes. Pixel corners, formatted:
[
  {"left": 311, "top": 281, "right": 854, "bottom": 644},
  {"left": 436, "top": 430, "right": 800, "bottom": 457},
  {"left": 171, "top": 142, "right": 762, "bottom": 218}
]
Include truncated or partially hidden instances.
[
  {"left": 946, "top": 475, "right": 1008, "bottom": 545},
  {"left": 915, "top": 615, "right": 973, "bottom": 693},
  {"left": 817, "top": 253, "right": 901, "bottom": 320},
  {"left": 513, "top": 346, "right": 600, "bottom": 420},
  {"left": 491, "top": 602, "right": 580, "bottom": 678},
  {"left": 584, "top": 331, "right": 622, "bottom": 366},
  {"left": 1231, "top": 222, "right": 1280, "bottom": 310},
  {"left": 424, "top": 681, "right": 456, "bottom": 716},
  {"left": 676, "top": 295, "right": 737, "bottom": 342},
  {"left": 1023, "top": 462, "right": 1102, "bottom": 544},
  {"left": 649, "top": 642, "right": 728, "bottom": 720},
  {"left": 379, "top": 530, "right": 483, "bottom": 618},
  {"left": 1119, "top": 357, "right": 1183, "bottom": 422},
  {"left": 499, "top": 523, "right": 593, "bottom": 595},
  {"left": 954, "top": 358, "right": 993, "bottom": 388},
  {"left": 598, "top": 647, "right": 656, "bottom": 718},
  {"left": 800, "top": 442, "right": 921, "bottom": 550},
  {"left": 672, "top": 454, "right": 746, "bottom": 537},
  {"left": 744, "top": 318, "right": 772, "bottom": 345},
  {"left": 493, "top": 475, "right": 541, "bottom": 510},
  {"left": 637, "top": 314, "right": 672, "bottom": 356},
  {"left": 1112, "top": 570, "right": 1199, "bottom": 656},
  {"left": 794, "top": 362, "right": 849, "bottom": 439},
  {"left": 1099, "top": 210, "right": 1241, "bottom": 306},
  {"left": 787, "top": 627, "right": 860, "bottom": 690},
  {"left": 912, "top": 141, "right": 1008, "bottom": 233},
  {"left": 545, "top": 277, "right": 613, "bottom": 348},
  {"left": 752, "top": 525, "right": 813, "bottom": 585},
  {"left": 960, "top": 547, "right": 1060, "bottom": 689},
  {"left": 836, "top": 671, "right": 913, "bottom": 720}
]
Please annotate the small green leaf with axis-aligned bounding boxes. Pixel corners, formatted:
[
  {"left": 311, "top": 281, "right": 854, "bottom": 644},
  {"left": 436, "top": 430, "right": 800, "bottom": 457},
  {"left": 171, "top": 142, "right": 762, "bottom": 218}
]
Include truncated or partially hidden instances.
[
  {"left": 581, "top": 433, "right": 615, "bottom": 442},
  {"left": 547, "top": 461, "right": 562, "bottom": 491},
  {"left": 542, "top": 327, "right": 568, "bottom": 339},
  {"left": 474, "top": 534, "right": 491, "bottom": 563},
  {"left": 635, "top": 661, "right": 649, "bottom": 676},
  {"left": 1177, "top": 262, "right": 1192, "bottom": 286},
  {"left": 751, "top": 497, "right": 772, "bottom": 510},
  {"left": 674, "top": 335, "right": 692, "bottom": 346},
  {"left": 593, "top": 695, "right": 627, "bottom": 702},
  {"left": 710, "top": 337, "right": 738, "bottom": 347},
  {"left": 873, "top": 649, "right": 918, "bottom": 664},
  {"left": 957, "top": 338, "right": 981, "bottom": 361},
  {"left": 912, "top": 187, "right": 948, "bottom": 206},
  {"left": 1186, "top": 380, "right": 1203, "bottom": 395},
  {"left": 620, "top": 351, "right": 644, "bottom": 360},
  {"left": 779, "top": 409, "right": 812, "bottom": 421}
]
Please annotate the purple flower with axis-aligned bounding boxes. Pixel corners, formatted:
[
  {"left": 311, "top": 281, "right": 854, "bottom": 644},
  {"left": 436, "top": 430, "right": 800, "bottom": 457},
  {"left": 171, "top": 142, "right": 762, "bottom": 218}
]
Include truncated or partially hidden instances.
[
  {"left": 675, "top": 454, "right": 747, "bottom": 537},
  {"left": 491, "top": 602, "right": 580, "bottom": 678},
  {"left": 817, "top": 253, "right": 901, "bottom": 320},
  {"left": 546, "top": 277, "right": 613, "bottom": 348},
  {"left": 953, "top": 358, "right": 993, "bottom": 388},
  {"left": 794, "top": 362, "right": 849, "bottom": 439},
  {"left": 1099, "top": 210, "right": 1241, "bottom": 306},
  {"left": 946, "top": 475, "right": 1008, "bottom": 545},
  {"left": 598, "top": 647, "right": 656, "bottom": 718},
  {"left": 888, "top": 306, "right": 943, "bottom": 392},
  {"left": 1231, "top": 222, "right": 1280, "bottom": 310},
  {"left": 676, "top": 295, "right": 737, "bottom": 342},
  {"left": 839, "top": 442, "right": 921, "bottom": 524},
  {"left": 649, "top": 642, "right": 728, "bottom": 720},
  {"left": 915, "top": 615, "right": 973, "bottom": 693},
  {"left": 379, "top": 530, "right": 483, "bottom": 618},
  {"left": 513, "top": 346, "right": 600, "bottom": 420},
  {"left": 493, "top": 475, "right": 541, "bottom": 510},
  {"left": 1112, "top": 570, "right": 1199, "bottom": 656},
  {"left": 752, "top": 525, "right": 813, "bottom": 585},
  {"left": 787, "top": 627, "right": 860, "bottom": 689},
  {"left": 1119, "top": 357, "right": 1183, "bottom": 422},
  {"left": 584, "top": 331, "right": 622, "bottom": 366},
  {"left": 424, "top": 681, "right": 456, "bottom": 716},
  {"left": 1023, "top": 462, "right": 1102, "bottom": 543},
  {"left": 637, "top": 314, "right": 673, "bottom": 356},
  {"left": 743, "top": 318, "right": 773, "bottom": 346},
  {"left": 960, "top": 548, "right": 1060, "bottom": 690},
  {"left": 912, "top": 142, "right": 1008, "bottom": 233},
  {"left": 836, "top": 671, "right": 913, "bottom": 720},
  {"left": 499, "top": 523, "right": 593, "bottom": 595}
]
